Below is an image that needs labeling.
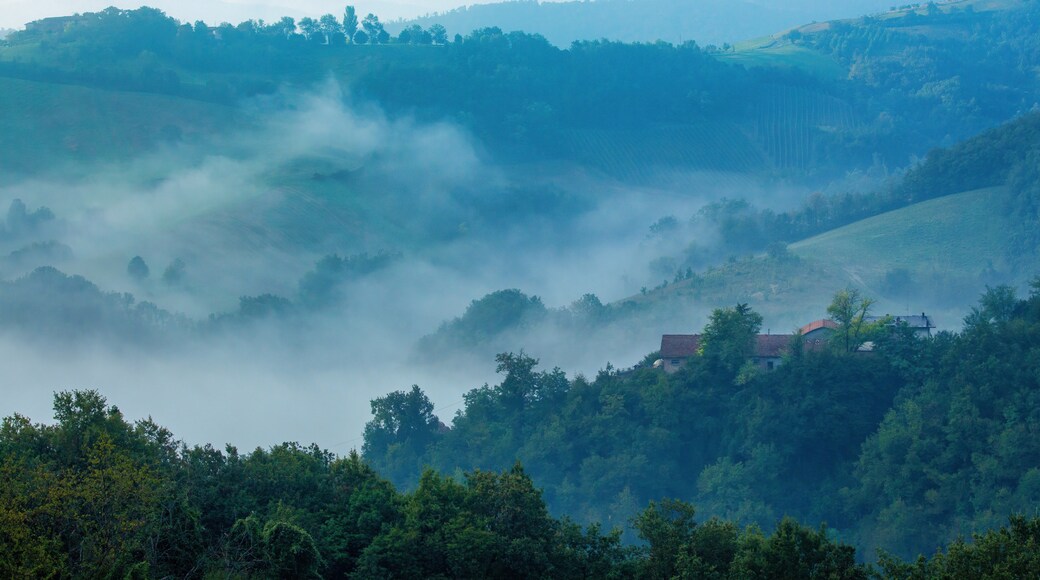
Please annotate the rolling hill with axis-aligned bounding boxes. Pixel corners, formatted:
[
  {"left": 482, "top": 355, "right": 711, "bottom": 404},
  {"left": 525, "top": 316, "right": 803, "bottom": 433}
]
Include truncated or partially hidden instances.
[
  {"left": 789, "top": 186, "right": 1017, "bottom": 284},
  {"left": 0, "top": 76, "right": 240, "bottom": 178},
  {"left": 625, "top": 186, "right": 1031, "bottom": 331}
]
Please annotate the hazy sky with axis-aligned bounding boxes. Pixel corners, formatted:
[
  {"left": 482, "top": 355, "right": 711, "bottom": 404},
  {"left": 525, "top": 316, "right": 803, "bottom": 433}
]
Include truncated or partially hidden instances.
[{"left": 0, "top": 0, "right": 501, "bottom": 29}]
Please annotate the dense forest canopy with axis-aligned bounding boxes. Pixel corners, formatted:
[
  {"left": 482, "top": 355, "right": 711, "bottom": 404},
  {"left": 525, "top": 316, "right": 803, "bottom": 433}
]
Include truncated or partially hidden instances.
[{"left": 364, "top": 284, "right": 1040, "bottom": 561}]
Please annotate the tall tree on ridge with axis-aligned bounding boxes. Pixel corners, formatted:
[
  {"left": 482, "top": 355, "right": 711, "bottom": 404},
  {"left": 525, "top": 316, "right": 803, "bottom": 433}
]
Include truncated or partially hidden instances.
[{"left": 343, "top": 6, "right": 358, "bottom": 43}]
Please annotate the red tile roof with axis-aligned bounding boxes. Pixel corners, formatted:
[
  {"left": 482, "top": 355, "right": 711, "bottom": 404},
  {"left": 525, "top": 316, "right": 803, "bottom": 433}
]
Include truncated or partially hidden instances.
[
  {"left": 755, "top": 334, "right": 793, "bottom": 358},
  {"left": 661, "top": 334, "right": 700, "bottom": 358},
  {"left": 799, "top": 319, "right": 838, "bottom": 335},
  {"left": 661, "top": 334, "right": 796, "bottom": 359}
]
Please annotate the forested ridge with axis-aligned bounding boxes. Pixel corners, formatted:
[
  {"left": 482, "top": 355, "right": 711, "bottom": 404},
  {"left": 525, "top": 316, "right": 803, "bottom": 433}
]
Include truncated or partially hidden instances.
[
  {"left": 3, "top": 2, "right": 1040, "bottom": 175},
  {"left": 365, "top": 284, "right": 1040, "bottom": 562}
]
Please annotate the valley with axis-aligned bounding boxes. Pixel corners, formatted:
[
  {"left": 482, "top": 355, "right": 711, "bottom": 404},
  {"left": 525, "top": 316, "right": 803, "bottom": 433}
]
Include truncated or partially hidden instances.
[{"left": 1, "top": 1, "right": 1040, "bottom": 574}]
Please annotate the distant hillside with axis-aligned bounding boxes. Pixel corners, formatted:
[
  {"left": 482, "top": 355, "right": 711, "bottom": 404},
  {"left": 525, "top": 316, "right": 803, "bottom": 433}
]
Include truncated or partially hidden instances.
[
  {"left": 624, "top": 101, "right": 1040, "bottom": 323},
  {"left": 615, "top": 187, "right": 1024, "bottom": 334},
  {"left": 3, "top": 2, "right": 1039, "bottom": 181},
  {"left": 391, "top": 0, "right": 894, "bottom": 47},
  {"left": 899, "top": 111, "right": 1040, "bottom": 203},
  {"left": 0, "top": 77, "right": 240, "bottom": 177}
]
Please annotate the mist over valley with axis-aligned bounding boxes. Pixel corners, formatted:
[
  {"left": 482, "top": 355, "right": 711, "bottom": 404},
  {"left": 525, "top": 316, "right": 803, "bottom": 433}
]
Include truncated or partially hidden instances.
[{"left": 3, "top": 1, "right": 1040, "bottom": 576}]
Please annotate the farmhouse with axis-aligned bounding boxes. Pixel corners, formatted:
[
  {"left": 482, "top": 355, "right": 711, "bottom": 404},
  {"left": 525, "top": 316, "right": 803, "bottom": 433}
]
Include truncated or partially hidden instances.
[
  {"left": 656, "top": 312, "right": 933, "bottom": 374},
  {"left": 866, "top": 313, "right": 934, "bottom": 337},
  {"left": 657, "top": 333, "right": 795, "bottom": 374},
  {"left": 797, "top": 313, "right": 933, "bottom": 343},
  {"left": 799, "top": 319, "right": 838, "bottom": 346}
]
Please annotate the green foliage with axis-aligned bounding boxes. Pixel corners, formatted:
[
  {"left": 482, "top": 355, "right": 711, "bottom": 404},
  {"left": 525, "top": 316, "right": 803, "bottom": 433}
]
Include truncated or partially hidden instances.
[
  {"left": 363, "top": 386, "right": 444, "bottom": 488},
  {"left": 263, "top": 521, "right": 324, "bottom": 578},
  {"left": 363, "top": 285, "right": 1040, "bottom": 563},
  {"left": 847, "top": 284, "right": 1040, "bottom": 558},
  {"left": 699, "top": 303, "right": 763, "bottom": 374},
  {"left": 634, "top": 499, "right": 698, "bottom": 579},
  {"left": 4, "top": 369, "right": 1040, "bottom": 577},
  {"left": 733, "top": 518, "right": 866, "bottom": 580},
  {"left": 825, "top": 287, "right": 881, "bottom": 352},
  {"left": 900, "top": 112, "right": 1040, "bottom": 204},
  {"left": 354, "top": 464, "right": 628, "bottom": 578},
  {"left": 877, "top": 515, "right": 1040, "bottom": 579},
  {"left": 418, "top": 289, "right": 549, "bottom": 354},
  {"left": 126, "top": 255, "right": 149, "bottom": 280},
  {"left": 0, "top": 266, "right": 190, "bottom": 342},
  {"left": 630, "top": 499, "right": 867, "bottom": 579}
]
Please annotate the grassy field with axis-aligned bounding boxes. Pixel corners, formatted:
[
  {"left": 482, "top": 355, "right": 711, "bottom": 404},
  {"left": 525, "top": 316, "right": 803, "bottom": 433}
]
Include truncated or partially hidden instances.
[
  {"left": 789, "top": 187, "right": 1016, "bottom": 280},
  {"left": 716, "top": 39, "right": 847, "bottom": 81}
]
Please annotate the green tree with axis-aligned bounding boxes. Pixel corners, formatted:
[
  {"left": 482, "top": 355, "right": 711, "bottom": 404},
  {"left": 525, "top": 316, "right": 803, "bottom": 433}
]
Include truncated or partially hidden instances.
[
  {"left": 633, "top": 499, "right": 698, "bottom": 579},
  {"left": 699, "top": 303, "right": 763, "bottom": 374},
  {"left": 127, "top": 256, "right": 149, "bottom": 280},
  {"left": 877, "top": 516, "right": 1040, "bottom": 578},
  {"left": 318, "top": 13, "right": 342, "bottom": 44},
  {"left": 320, "top": 450, "right": 401, "bottom": 576},
  {"left": 264, "top": 521, "right": 323, "bottom": 578},
  {"left": 161, "top": 257, "right": 185, "bottom": 285},
  {"left": 826, "top": 287, "right": 876, "bottom": 352},
  {"left": 362, "top": 386, "right": 442, "bottom": 487},
  {"left": 298, "top": 17, "right": 320, "bottom": 42},
  {"left": 342, "top": 6, "right": 358, "bottom": 42},
  {"left": 362, "top": 14, "right": 385, "bottom": 44},
  {"left": 733, "top": 518, "right": 866, "bottom": 579},
  {"left": 428, "top": 23, "right": 448, "bottom": 45}
]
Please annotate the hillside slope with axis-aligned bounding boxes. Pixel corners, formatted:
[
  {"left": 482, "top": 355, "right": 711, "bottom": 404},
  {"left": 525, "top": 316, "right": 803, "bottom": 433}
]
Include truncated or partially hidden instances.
[
  {"left": 790, "top": 186, "right": 1016, "bottom": 283},
  {"left": 628, "top": 186, "right": 1029, "bottom": 330},
  {"left": 0, "top": 77, "right": 240, "bottom": 178}
]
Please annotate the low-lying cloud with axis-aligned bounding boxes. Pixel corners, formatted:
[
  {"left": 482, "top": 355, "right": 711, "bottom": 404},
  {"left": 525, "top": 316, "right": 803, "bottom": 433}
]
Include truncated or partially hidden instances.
[{"left": 0, "top": 81, "right": 823, "bottom": 451}]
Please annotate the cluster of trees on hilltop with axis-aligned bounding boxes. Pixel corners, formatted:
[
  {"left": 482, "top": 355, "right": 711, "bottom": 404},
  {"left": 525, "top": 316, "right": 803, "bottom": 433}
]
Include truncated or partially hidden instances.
[
  {"left": 0, "top": 7, "right": 442, "bottom": 102},
  {"left": 364, "top": 282, "right": 1040, "bottom": 559},
  {"left": 4, "top": 390, "right": 1040, "bottom": 577},
  {"left": 414, "top": 288, "right": 647, "bottom": 364}
]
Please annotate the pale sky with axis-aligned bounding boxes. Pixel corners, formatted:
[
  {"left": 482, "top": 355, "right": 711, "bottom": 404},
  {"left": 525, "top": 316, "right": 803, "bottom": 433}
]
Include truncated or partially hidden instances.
[{"left": 0, "top": 0, "right": 486, "bottom": 30}]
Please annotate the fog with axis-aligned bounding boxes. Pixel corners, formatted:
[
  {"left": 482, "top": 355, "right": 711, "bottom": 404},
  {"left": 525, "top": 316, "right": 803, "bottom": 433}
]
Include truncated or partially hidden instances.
[
  {"left": 0, "top": 81, "right": 810, "bottom": 451},
  {"left": 0, "top": 78, "right": 991, "bottom": 453}
]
